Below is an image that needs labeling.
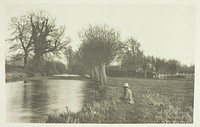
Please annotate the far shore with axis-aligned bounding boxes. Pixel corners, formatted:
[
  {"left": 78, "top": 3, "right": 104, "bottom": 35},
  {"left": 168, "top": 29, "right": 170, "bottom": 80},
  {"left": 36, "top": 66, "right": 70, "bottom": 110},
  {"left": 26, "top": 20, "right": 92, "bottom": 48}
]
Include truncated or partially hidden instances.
[
  {"left": 6, "top": 73, "right": 92, "bottom": 83},
  {"left": 25, "top": 75, "right": 91, "bottom": 81}
]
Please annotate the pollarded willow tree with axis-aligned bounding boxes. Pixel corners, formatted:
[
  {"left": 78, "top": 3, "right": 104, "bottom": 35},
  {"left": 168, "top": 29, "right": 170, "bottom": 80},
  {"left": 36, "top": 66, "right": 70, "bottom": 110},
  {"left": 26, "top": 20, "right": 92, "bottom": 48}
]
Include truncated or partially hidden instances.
[
  {"left": 79, "top": 25, "right": 122, "bottom": 85},
  {"left": 78, "top": 42, "right": 100, "bottom": 81},
  {"left": 28, "top": 11, "right": 69, "bottom": 72}
]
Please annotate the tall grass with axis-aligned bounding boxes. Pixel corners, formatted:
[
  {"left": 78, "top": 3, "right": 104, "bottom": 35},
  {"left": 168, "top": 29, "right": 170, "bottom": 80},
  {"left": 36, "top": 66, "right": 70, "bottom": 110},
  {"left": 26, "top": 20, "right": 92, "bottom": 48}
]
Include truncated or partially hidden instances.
[
  {"left": 139, "top": 92, "right": 193, "bottom": 123},
  {"left": 42, "top": 93, "right": 192, "bottom": 123},
  {"left": 41, "top": 77, "right": 193, "bottom": 123},
  {"left": 42, "top": 99, "right": 121, "bottom": 123}
]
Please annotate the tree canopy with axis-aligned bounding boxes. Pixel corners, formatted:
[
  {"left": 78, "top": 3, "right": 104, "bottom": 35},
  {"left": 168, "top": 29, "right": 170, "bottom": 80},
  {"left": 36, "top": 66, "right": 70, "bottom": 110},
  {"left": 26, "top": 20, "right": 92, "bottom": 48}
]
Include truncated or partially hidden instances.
[
  {"left": 7, "top": 10, "right": 69, "bottom": 75},
  {"left": 79, "top": 24, "right": 122, "bottom": 85}
]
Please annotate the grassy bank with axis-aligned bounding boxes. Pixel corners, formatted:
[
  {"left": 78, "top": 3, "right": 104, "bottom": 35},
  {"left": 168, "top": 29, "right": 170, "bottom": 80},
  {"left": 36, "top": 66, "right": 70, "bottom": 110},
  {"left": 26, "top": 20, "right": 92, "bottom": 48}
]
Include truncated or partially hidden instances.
[
  {"left": 42, "top": 77, "right": 194, "bottom": 123},
  {"left": 6, "top": 72, "right": 90, "bottom": 82}
]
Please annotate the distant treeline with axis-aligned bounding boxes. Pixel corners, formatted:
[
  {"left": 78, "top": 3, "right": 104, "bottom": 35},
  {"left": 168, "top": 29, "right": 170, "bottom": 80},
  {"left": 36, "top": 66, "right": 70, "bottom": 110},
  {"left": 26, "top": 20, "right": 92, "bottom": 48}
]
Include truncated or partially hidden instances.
[
  {"left": 106, "top": 68, "right": 153, "bottom": 78},
  {"left": 106, "top": 67, "right": 193, "bottom": 79}
]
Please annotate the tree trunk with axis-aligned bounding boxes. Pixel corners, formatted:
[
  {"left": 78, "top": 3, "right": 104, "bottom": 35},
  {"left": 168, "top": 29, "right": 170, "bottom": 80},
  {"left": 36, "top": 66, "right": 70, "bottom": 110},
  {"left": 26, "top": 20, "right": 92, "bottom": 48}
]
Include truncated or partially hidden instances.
[
  {"left": 94, "top": 66, "right": 100, "bottom": 81},
  {"left": 99, "top": 63, "right": 107, "bottom": 85},
  {"left": 144, "top": 69, "right": 147, "bottom": 78},
  {"left": 102, "top": 64, "right": 107, "bottom": 84},
  {"left": 24, "top": 52, "right": 28, "bottom": 70},
  {"left": 171, "top": 71, "right": 174, "bottom": 79},
  {"left": 99, "top": 65, "right": 103, "bottom": 85},
  {"left": 90, "top": 68, "right": 95, "bottom": 80},
  {"left": 32, "top": 53, "right": 44, "bottom": 73}
]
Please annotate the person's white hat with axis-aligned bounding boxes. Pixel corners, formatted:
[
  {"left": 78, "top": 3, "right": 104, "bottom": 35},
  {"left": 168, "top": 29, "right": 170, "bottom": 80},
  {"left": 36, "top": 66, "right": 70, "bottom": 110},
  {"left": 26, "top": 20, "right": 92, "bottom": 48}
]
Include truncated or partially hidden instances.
[{"left": 123, "top": 83, "right": 129, "bottom": 88}]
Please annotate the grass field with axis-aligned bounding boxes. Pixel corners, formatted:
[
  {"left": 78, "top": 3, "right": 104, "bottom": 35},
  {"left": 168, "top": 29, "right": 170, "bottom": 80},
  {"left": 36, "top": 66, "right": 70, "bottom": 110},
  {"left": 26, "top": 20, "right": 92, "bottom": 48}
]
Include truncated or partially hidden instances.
[
  {"left": 43, "top": 77, "right": 194, "bottom": 123},
  {"left": 106, "top": 77, "right": 194, "bottom": 123}
]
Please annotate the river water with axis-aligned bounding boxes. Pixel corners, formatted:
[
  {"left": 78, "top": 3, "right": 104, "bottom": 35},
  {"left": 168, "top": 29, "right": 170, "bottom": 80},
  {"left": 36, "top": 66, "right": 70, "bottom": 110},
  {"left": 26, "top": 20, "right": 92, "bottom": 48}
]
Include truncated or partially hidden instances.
[{"left": 6, "top": 75, "right": 95, "bottom": 123}]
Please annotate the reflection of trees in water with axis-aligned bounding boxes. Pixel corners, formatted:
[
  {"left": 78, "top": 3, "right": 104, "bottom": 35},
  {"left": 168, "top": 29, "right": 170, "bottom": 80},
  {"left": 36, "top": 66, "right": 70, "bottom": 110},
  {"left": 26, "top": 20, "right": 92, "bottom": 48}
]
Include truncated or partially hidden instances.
[
  {"left": 21, "top": 79, "right": 95, "bottom": 122},
  {"left": 82, "top": 81, "right": 96, "bottom": 104},
  {"left": 23, "top": 84, "right": 31, "bottom": 108},
  {"left": 22, "top": 80, "right": 50, "bottom": 121}
]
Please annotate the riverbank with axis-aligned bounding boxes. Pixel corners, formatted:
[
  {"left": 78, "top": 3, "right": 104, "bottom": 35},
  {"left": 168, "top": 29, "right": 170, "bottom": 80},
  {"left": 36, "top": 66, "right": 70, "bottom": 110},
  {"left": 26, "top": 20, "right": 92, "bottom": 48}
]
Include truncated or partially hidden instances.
[
  {"left": 6, "top": 73, "right": 91, "bottom": 83},
  {"left": 6, "top": 72, "right": 48, "bottom": 83},
  {"left": 42, "top": 77, "right": 194, "bottom": 123}
]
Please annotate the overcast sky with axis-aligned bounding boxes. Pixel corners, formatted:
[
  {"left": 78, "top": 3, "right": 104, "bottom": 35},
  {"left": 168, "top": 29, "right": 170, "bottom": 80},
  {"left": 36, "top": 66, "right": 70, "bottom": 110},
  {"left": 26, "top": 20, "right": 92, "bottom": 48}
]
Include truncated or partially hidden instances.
[{"left": 5, "top": 4, "right": 196, "bottom": 65}]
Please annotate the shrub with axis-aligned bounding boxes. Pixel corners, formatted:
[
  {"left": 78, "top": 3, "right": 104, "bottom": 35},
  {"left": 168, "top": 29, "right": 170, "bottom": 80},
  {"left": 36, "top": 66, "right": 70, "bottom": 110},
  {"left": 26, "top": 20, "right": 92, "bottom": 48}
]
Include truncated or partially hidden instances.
[
  {"left": 6, "top": 72, "right": 27, "bottom": 82},
  {"left": 5, "top": 64, "right": 24, "bottom": 73},
  {"left": 25, "top": 60, "right": 67, "bottom": 76}
]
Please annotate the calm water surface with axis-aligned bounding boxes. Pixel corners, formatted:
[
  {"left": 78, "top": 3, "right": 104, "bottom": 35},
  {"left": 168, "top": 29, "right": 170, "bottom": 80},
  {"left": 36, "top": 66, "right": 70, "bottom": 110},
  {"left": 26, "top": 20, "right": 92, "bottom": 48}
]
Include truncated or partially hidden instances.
[{"left": 6, "top": 76, "right": 94, "bottom": 123}]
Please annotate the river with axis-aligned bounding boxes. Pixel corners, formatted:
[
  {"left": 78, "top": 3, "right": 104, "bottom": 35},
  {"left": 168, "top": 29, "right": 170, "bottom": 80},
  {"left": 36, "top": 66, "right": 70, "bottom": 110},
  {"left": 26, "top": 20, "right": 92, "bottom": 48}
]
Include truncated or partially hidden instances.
[{"left": 6, "top": 74, "right": 95, "bottom": 123}]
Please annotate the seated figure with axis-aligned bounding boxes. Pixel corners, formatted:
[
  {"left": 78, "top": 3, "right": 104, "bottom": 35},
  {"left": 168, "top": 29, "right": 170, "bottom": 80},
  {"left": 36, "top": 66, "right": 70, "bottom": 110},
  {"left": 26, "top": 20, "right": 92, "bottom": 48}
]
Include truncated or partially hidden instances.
[{"left": 121, "top": 83, "right": 134, "bottom": 104}]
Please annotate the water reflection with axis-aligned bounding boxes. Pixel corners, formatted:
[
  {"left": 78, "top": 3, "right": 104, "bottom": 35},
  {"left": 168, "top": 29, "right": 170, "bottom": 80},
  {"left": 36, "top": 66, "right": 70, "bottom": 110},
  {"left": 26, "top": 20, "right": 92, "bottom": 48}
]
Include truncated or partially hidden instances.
[{"left": 6, "top": 79, "right": 94, "bottom": 123}]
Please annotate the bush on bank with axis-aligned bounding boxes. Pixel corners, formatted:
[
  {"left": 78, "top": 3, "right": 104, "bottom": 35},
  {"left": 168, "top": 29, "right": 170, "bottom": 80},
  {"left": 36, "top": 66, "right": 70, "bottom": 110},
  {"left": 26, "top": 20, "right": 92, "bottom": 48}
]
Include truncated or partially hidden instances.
[
  {"left": 25, "top": 60, "right": 67, "bottom": 77},
  {"left": 6, "top": 72, "right": 28, "bottom": 82},
  {"left": 5, "top": 60, "right": 67, "bottom": 82}
]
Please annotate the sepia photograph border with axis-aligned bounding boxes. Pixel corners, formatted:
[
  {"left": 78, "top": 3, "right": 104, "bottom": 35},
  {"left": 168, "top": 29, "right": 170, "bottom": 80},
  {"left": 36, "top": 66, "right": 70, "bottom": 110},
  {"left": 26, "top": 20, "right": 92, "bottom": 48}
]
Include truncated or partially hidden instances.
[{"left": 0, "top": 0, "right": 200, "bottom": 127}]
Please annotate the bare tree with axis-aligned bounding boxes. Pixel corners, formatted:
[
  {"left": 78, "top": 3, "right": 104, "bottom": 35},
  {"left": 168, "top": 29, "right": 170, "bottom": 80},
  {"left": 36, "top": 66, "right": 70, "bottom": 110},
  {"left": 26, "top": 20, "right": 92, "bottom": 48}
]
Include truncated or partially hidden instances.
[
  {"left": 8, "top": 15, "right": 33, "bottom": 69},
  {"left": 28, "top": 11, "right": 69, "bottom": 72}
]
